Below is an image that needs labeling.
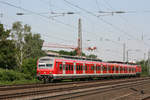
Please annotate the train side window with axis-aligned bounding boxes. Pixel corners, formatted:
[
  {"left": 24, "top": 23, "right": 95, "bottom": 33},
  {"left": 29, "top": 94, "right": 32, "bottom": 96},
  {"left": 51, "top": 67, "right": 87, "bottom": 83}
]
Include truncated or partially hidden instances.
[
  {"left": 69, "top": 65, "right": 71, "bottom": 70},
  {"left": 122, "top": 67, "right": 124, "bottom": 71},
  {"left": 59, "top": 64, "right": 62, "bottom": 70},
  {"left": 81, "top": 65, "right": 83, "bottom": 70},
  {"left": 76, "top": 65, "right": 78, "bottom": 71},
  {"left": 98, "top": 66, "right": 101, "bottom": 71},
  {"left": 66, "top": 64, "right": 68, "bottom": 70},
  {"left": 101, "top": 64, "right": 103, "bottom": 71},
  {"left": 112, "top": 66, "right": 114, "bottom": 71},
  {"left": 85, "top": 65, "right": 87, "bottom": 71},
  {"left": 79, "top": 65, "right": 80, "bottom": 70},
  {"left": 103, "top": 66, "right": 106, "bottom": 71},
  {"left": 108, "top": 66, "right": 111, "bottom": 71},
  {"left": 133, "top": 68, "right": 135, "bottom": 72},
  {"left": 69, "top": 65, "right": 73, "bottom": 71},
  {"left": 97, "top": 65, "right": 100, "bottom": 71},
  {"left": 120, "top": 67, "right": 122, "bottom": 71},
  {"left": 116, "top": 67, "right": 118, "bottom": 71},
  {"left": 91, "top": 66, "right": 94, "bottom": 70}
]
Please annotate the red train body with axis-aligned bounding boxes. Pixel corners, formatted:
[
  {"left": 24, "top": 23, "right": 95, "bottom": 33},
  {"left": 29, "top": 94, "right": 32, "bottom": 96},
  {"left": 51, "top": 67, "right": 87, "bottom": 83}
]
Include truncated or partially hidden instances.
[{"left": 37, "top": 56, "right": 141, "bottom": 82}]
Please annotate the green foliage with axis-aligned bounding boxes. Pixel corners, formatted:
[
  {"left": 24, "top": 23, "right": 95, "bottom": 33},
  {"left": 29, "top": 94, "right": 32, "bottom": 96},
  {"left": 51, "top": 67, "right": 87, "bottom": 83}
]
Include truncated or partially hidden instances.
[
  {"left": 0, "top": 24, "right": 17, "bottom": 69},
  {"left": 137, "top": 60, "right": 148, "bottom": 76},
  {"left": 24, "top": 33, "right": 45, "bottom": 58},
  {"left": 11, "top": 21, "right": 45, "bottom": 69},
  {"left": 58, "top": 50, "right": 86, "bottom": 56},
  {"left": 0, "top": 68, "right": 32, "bottom": 82},
  {"left": 87, "top": 54, "right": 97, "bottom": 59},
  {"left": 21, "top": 58, "right": 38, "bottom": 77},
  {"left": 0, "top": 22, "right": 45, "bottom": 84}
]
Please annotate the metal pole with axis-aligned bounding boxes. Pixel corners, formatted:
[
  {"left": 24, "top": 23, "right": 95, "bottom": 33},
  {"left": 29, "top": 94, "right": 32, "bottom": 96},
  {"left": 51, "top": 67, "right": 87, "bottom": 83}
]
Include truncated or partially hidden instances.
[
  {"left": 123, "top": 43, "right": 126, "bottom": 62},
  {"left": 126, "top": 50, "right": 128, "bottom": 62},
  {"left": 78, "top": 18, "right": 82, "bottom": 57},
  {"left": 144, "top": 53, "right": 146, "bottom": 66},
  {"left": 148, "top": 50, "right": 150, "bottom": 75}
]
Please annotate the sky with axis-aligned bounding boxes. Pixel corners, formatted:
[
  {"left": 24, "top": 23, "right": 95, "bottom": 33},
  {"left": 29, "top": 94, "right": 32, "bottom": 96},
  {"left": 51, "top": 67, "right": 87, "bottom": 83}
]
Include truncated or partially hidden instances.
[{"left": 0, "top": 0, "right": 150, "bottom": 61}]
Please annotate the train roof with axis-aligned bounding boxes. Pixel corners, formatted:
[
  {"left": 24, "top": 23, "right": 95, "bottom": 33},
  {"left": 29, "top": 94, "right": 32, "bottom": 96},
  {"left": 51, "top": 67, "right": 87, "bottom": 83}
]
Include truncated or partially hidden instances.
[
  {"left": 46, "top": 54, "right": 102, "bottom": 62},
  {"left": 107, "top": 61, "right": 138, "bottom": 65}
]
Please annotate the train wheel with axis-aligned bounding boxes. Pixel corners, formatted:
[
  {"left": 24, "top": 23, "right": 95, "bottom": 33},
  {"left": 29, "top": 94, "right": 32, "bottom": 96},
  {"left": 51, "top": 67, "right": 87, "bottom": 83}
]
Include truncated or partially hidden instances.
[
  {"left": 49, "top": 79, "right": 54, "bottom": 83},
  {"left": 44, "top": 78, "right": 48, "bottom": 84}
]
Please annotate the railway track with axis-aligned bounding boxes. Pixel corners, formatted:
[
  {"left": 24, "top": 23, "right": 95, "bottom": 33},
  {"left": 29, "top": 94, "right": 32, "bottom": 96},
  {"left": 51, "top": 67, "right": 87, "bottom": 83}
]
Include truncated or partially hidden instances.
[
  {"left": 0, "top": 78, "right": 121, "bottom": 91},
  {"left": 0, "top": 77, "right": 141, "bottom": 91},
  {"left": 0, "top": 77, "right": 149, "bottom": 100},
  {"left": 32, "top": 77, "right": 150, "bottom": 100}
]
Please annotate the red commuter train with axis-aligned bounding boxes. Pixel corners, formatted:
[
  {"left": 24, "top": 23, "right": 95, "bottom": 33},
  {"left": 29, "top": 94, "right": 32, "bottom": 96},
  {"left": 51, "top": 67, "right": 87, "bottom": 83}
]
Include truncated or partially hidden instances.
[{"left": 37, "top": 55, "right": 141, "bottom": 83}]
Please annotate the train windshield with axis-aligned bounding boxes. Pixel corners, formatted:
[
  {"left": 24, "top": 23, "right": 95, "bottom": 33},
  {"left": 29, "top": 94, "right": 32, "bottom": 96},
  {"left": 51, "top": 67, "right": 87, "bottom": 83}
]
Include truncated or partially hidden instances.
[
  {"left": 38, "top": 57, "right": 54, "bottom": 69},
  {"left": 38, "top": 63, "right": 53, "bottom": 69}
]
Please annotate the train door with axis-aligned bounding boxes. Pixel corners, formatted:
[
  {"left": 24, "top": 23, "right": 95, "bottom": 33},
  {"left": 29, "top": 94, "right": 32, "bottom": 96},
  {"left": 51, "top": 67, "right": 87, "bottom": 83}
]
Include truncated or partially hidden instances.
[
  {"left": 103, "top": 64, "right": 107, "bottom": 74},
  {"left": 108, "top": 64, "right": 111, "bottom": 74},
  {"left": 120, "top": 66, "right": 123, "bottom": 73},
  {"left": 85, "top": 64, "right": 90, "bottom": 74},
  {"left": 112, "top": 65, "right": 115, "bottom": 73},
  {"left": 90, "top": 64, "right": 94, "bottom": 74},
  {"left": 116, "top": 65, "right": 119, "bottom": 73},
  {"left": 56, "top": 62, "right": 63, "bottom": 74},
  {"left": 127, "top": 66, "right": 129, "bottom": 73},
  {"left": 65, "top": 62, "right": 74, "bottom": 74},
  {"left": 76, "top": 63, "right": 83, "bottom": 74},
  {"left": 124, "top": 66, "right": 127, "bottom": 73},
  {"left": 96, "top": 64, "right": 101, "bottom": 74}
]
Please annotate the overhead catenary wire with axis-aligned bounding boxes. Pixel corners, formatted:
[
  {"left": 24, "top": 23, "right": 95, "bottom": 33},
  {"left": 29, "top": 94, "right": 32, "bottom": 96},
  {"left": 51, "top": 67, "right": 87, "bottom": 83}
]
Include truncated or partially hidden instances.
[
  {"left": 63, "top": 0, "right": 150, "bottom": 48},
  {"left": 0, "top": 1, "right": 79, "bottom": 43},
  {"left": 63, "top": 0, "right": 137, "bottom": 40},
  {"left": 102, "top": 0, "right": 150, "bottom": 48}
]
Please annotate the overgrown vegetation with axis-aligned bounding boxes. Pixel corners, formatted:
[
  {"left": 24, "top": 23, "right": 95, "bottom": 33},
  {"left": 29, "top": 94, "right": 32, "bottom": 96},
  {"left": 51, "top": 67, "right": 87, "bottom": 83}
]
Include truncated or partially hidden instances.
[
  {"left": 137, "top": 60, "right": 149, "bottom": 76},
  {"left": 0, "top": 22, "right": 45, "bottom": 85}
]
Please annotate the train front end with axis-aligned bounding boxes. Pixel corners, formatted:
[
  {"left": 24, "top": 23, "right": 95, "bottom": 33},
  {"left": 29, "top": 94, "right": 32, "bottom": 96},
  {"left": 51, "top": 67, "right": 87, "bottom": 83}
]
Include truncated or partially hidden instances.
[{"left": 37, "top": 56, "right": 54, "bottom": 83}]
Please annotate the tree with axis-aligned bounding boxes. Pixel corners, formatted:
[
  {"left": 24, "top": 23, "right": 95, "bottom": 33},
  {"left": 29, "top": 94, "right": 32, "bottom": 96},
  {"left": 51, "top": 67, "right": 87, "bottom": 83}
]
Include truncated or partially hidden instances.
[
  {"left": 11, "top": 21, "right": 27, "bottom": 69},
  {"left": 11, "top": 21, "right": 45, "bottom": 69},
  {"left": 58, "top": 50, "right": 86, "bottom": 56},
  {"left": 137, "top": 60, "right": 148, "bottom": 76},
  {"left": 24, "top": 33, "right": 45, "bottom": 58},
  {"left": 0, "top": 24, "right": 17, "bottom": 69},
  {"left": 87, "top": 54, "right": 97, "bottom": 59}
]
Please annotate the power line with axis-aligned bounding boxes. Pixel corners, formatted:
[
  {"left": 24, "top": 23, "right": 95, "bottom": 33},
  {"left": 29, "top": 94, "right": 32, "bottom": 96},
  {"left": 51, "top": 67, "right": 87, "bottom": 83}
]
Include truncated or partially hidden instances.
[
  {"left": 0, "top": 1, "right": 78, "bottom": 29},
  {"left": 63, "top": 0, "right": 137, "bottom": 40},
  {"left": 102, "top": 0, "right": 150, "bottom": 48}
]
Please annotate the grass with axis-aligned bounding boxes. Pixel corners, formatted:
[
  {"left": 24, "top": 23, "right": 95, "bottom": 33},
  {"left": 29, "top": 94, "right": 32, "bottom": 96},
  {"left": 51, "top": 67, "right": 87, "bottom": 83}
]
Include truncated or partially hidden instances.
[
  {"left": 0, "top": 79, "right": 41, "bottom": 85},
  {"left": 0, "top": 68, "right": 41, "bottom": 85}
]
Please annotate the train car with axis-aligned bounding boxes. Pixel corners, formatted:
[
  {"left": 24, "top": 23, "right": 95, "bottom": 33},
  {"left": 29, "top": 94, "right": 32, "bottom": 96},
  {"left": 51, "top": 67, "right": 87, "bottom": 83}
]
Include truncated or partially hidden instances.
[{"left": 37, "top": 56, "right": 141, "bottom": 83}]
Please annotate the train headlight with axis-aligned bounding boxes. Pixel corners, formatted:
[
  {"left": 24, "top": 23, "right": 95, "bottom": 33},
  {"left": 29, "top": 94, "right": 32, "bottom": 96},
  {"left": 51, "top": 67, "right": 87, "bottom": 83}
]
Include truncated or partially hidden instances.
[{"left": 49, "top": 72, "right": 52, "bottom": 74}]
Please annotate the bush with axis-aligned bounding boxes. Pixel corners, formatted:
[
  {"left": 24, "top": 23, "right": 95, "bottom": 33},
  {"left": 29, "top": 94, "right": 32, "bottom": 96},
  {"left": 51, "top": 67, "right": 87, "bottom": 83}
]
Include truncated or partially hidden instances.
[
  {"left": 21, "top": 58, "right": 38, "bottom": 78},
  {"left": 0, "top": 68, "right": 32, "bottom": 82}
]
